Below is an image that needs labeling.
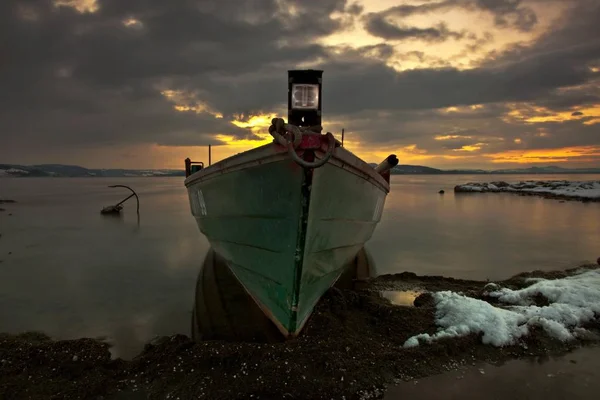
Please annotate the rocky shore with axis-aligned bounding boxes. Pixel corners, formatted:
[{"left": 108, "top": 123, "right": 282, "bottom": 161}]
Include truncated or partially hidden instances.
[
  {"left": 2, "top": 265, "right": 600, "bottom": 400},
  {"left": 454, "top": 180, "right": 600, "bottom": 202}
]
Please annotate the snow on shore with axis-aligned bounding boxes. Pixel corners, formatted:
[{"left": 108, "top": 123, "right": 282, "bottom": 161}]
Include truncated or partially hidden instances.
[
  {"left": 0, "top": 168, "right": 30, "bottom": 177},
  {"left": 454, "top": 180, "right": 600, "bottom": 199},
  {"left": 404, "top": 268, "right": 600, "bottom": 348}
]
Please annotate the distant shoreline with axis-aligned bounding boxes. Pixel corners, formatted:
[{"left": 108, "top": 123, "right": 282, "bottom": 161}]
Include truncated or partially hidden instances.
[
  {"left": 2, "top": 163, "right": 600, "bottom": 178},
  {"left": 2, "top": 171, "right": 600, "bottom": 178}
]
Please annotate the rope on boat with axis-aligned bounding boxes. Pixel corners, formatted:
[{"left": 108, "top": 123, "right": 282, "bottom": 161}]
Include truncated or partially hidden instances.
[
  {"left": 268, "top": 118, "right": 336, "bottom": 169},
  {"left": 289, "top": 132, "right": 336, "bottom": 168}
]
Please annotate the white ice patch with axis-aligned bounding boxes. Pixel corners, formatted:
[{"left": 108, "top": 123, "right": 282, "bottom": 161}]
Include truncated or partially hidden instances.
[
  {"left": 455, "top": 180, "right": 600, "bottom": 199},
  {"left": 404, "top": 269, "right": 600, "bottom": 348},
  {"left": 0, "top": 168, "right": 30, "bottom": 176}
]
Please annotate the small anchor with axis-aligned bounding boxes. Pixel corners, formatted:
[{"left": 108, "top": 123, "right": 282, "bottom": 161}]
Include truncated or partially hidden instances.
[{"left": 101, "top": 185, "right": 139, "bottom": 215}]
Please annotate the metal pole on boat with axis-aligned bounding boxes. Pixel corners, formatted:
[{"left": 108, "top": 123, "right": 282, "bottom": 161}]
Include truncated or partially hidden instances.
[
  {"left": 341, "top": 128, "right": 345, "bottom": 147},
  {"left": 375, "top": 155, "right": 399, "bottom": 184},
  {"left": 208, "top": 145, "right": 212, "bottom": 166}
]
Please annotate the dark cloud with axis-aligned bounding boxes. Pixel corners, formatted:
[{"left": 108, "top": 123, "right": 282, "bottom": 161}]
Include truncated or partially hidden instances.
[
  {"left": 0, "top": 0, "right": 339, "bottom": 149},
  {"left": 536, "top": 88, "right": 600, "bottom": 111},
  {"left": 571, "top": 111, "right": 584, "bottom": 116},
  {"left": 363, "top": 0, "right": 538, "bottom": 33},
  {"left": 326, "top": 0, "right": 600, "bottom": 115},
  {"left": 0, "top": 0, "right": 598, "bottom": 167},
  {"left": 364, "top": 17, "right": 466, "bottom": 42},
  {"left": 345, "top": 1, "right": 363, "bottom": 15},
  {"left": 474, "top": 0, "right": 537, "bottom": 31}
]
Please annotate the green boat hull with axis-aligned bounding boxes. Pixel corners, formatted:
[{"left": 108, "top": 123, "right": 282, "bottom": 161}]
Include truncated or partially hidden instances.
[{"left": 185, "top": 144, "right": 389, "bottom": 336}]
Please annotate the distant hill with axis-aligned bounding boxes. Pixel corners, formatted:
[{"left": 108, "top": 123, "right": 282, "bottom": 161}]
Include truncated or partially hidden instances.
[
  {"left": 0, "top": 164, "right": 185, "bottom": 178},
  {"left": 367, "top": 163, "right": 600, "bottom": 175},
  {"left": 1, "top": 163, "right": 599, "bottom": 178},
  {"left": 392, "top": 164, "right": 443, "bottom": 174},
  {"left": 489, "top": 166, "right": 600, "bottom": 174}
]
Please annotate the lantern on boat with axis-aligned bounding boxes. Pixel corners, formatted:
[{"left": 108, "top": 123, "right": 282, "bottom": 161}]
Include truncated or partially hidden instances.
[{"left": 288, "top": 69, "right": 323, "bottom": 131}]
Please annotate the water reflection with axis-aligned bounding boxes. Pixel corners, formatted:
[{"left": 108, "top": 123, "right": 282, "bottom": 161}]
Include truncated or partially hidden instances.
[
  {"left": 100, "top": 210, "right": 141, "bottom": 232},
  {"left": 380, "top": 290, "right": 422, "bottom": 306},
  {"left": 101, "top": 211, "right": 124, "bottom": 222},
  {"left": 0, "top": 175, "right": 598, "bottom": 359},
  {"left": 369, "top": 174, "right": 600, "bottom": 280},
  {"left": 0, "top": 178, "right": 205, "bottom": 360},
  {"left": 384, "top": 346, "right": 600, "bottom": 400}
]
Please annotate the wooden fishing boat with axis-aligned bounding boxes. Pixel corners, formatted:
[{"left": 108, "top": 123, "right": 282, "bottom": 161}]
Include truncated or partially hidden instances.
[{"left": 184, "top": 70, "right": 397, "bottom": 337}]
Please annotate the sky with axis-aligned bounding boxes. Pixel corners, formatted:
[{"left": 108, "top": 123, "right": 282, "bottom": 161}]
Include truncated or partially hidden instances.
[{"left": 1, "top": 0, "right": 599, "bottom": 170}]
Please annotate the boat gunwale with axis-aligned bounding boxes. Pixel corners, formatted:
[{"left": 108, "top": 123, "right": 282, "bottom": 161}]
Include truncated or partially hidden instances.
[
  {"left": 184, "top": 141, "right": 391, "bottom": 192},
  {"left": 184, "top": 143, "right": 288, "bottom": 187}
]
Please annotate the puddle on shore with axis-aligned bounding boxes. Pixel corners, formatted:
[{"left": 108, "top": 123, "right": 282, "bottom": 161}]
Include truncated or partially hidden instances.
[
  {"left": 380, "top": 290, "right": 422, "bottom": 306},
  {"left": 385, "top": 346, "right": 600, "bottom": 400}
]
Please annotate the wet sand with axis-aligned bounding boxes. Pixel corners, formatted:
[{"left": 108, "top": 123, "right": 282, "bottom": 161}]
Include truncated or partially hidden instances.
[
  {"left": 1, "top": 266, "right": 599, "bottom": 399},
  {"left": 385, "top": 345, "right": 600, "bottom": 400}
]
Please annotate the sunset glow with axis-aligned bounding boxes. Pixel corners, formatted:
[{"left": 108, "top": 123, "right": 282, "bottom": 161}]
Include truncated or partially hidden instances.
[
  {"left": 454, "top": 144, "right": 485, "bottom": 152},
  {"left": 3, "top": 0, "right": 598, "bottom": 170},
  {"left": 435, "top": 135, "right": 473, "bottom": 140},
  {"left": 162, "top": 90, "right": 224, "bottom": 119},
  {"left": 53, "top": 0, "right": 98, "bottom": 13},
  {"left": 504, "top": 104, "right": 600, "bottom": 124},
  {"left": 231, "top": 114, "right": 277, "bottom": 134},
  {"left": 487, "top": 146, "right": 600, "bottom": 164},
  {"left": 123, "top": 18, "right": 142, "bottom": 28}
]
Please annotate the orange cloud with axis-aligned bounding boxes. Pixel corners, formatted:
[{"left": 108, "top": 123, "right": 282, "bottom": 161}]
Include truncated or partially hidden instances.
[
  {"left": 437, "top": 105, "right": 487, "bottom": 115},
  {"left": 53, "top": 0, "right": 98, "bottom": 13},
  {"left": 434, "top": 134, "right": 473, "bottom": 140},
  {"left": 160, "top": 89, "right": 224, "bottom": 119},
  {"left": 453, "top": 143, "right": 485, "bottom": 152},
  {"left": 486, "top": 146, "right": 600, "bottom": 164},
  {"left": 123, "top": 18, "right": 143, "bottom": 28},
  {"left": 230, "top": 114, "right": 277, "bottom": 134},
  {"left": 504, "top": 104, "right": 600, "bottom": 124},
  {"left": 344, "top": 142, "right": 433, "bottom": 165},
  {"left": 213, "top": 134, "right": 273, "bottom": 150}
]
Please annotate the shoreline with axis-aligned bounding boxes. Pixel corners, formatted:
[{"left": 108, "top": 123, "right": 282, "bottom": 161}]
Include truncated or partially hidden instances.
[
  {"left": 2, "top": 265, "right": 599, "bottom": 400},
  {"left": 454, "top": 180, "right": 600, "bottom": 202}
]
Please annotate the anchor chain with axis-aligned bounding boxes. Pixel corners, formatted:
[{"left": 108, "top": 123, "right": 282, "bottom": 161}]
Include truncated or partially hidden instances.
[{"left": 268, "top": 118, "right": 336, "bottom": 169}]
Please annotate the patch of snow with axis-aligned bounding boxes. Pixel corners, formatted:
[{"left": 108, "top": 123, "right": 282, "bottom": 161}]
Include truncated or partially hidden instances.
[
  {"left": 2, "top": 168, "right": 30, "bottom": 175},
  {"left": 455, "top": 184, "right": 485, "bottom": 192},
  {"left": 455, "top": 180, "right": 600, "bottom": 199},
  {"left": 404, "top": 269, "right": 600, "bottom": 348},
  {"left": 0, "top": 168, "right": 30, "bottom": 177},
  {"left": 403, "top": 292, "right": 529, "bottom": 348}
]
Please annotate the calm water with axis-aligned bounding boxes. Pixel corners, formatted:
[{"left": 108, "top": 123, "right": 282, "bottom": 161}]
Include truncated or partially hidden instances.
[
  {"left": 1, "top": 175, "right": 599, "bottom": 357},
  {"left": 385, "top": 346, "right": 600, "bottom": 400}
]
